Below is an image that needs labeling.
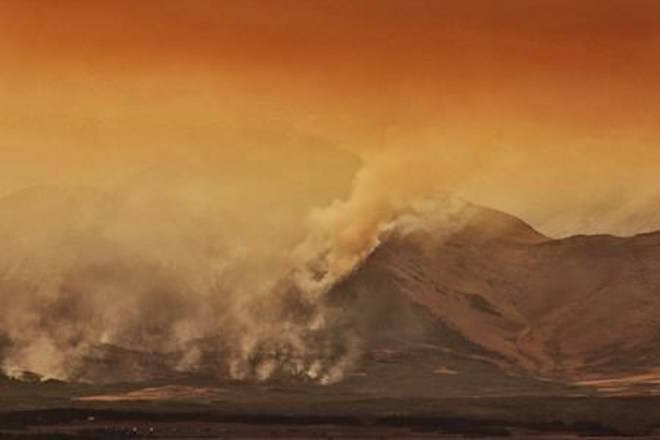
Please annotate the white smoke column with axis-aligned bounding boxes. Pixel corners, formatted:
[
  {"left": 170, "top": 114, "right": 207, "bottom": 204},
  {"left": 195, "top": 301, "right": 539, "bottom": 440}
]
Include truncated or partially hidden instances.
[
  {"left": 0, "top": 146, "right": 475, "bottom": 384},
  {"left": 239, "top": 148, "right": 473, "bottom": 384},
  {"left": 226, "top": 150, "right": 463, "bottom": 384},
  {"left": 292, "top": 147, "right": 472, "bottom": 298}
]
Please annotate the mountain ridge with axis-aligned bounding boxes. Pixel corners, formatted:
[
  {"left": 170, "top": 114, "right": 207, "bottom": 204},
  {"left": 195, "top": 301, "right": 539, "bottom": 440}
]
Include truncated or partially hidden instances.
[
  {"left": 339, "top": 204, "right": 660, "bottom": 385},
  {"left": 1, "top": 189, "right": 659, "bottom": 395}
]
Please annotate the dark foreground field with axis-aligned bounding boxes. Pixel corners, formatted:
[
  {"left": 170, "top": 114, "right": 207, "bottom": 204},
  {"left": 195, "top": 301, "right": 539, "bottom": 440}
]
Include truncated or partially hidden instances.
[
  {"left": 3, "top": 384, "right": 660, "bottom": 439},
  {"left": 0, "top": 404, "right": 649, "bottom": 439}
]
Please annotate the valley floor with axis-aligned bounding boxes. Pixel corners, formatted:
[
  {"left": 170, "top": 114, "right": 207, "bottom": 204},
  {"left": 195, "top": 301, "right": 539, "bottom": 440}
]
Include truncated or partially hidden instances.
[{"left": 3, "top": 391, "right": 660, "bottom": 438}]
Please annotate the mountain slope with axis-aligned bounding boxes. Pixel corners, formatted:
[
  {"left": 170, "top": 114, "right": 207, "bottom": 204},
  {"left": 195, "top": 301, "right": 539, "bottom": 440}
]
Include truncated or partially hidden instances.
[
  {"left": 336, "top": 204, "right": 660, "bottom": 382},
  {"left": 1, "top": 189, "right": 659, "bottom": 394}
]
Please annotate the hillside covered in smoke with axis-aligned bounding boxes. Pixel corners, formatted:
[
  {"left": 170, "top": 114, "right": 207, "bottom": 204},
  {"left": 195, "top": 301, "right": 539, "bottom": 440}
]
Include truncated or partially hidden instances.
[
  {"left": 1, "top": 171, "right": 659, "bottom": 389},
  {"left": 0, "top": 169, "right": 465, "bottom": 384}
]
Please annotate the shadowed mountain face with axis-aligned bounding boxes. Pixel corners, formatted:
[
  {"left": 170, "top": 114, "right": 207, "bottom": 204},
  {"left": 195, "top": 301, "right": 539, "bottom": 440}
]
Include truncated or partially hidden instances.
[{"left": 336, "top": 204, "right": 660, "bottom": 383}]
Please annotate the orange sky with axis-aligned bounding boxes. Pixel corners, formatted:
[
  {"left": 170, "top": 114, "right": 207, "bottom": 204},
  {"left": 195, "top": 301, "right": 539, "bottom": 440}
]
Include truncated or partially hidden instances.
[{"left": 1, "top": 0, "right": 659, "bottom": 235}]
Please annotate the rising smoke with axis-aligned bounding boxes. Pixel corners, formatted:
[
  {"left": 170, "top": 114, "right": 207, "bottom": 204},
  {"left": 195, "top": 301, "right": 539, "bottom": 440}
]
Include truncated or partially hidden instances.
[
  {"left": 1, "top": 141, "right": 658, "bottom": 384},
  {"left": 0, "top": 149, "right": 470, "bottom": 385}
]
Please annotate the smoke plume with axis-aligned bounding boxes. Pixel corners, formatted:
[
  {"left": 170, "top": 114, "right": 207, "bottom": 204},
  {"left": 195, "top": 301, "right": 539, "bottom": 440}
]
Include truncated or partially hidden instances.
[
  {"left": 0, "top": 149, "right": 468, "bottom": 385},
  {"left": 1, "top": 140, "right": 658, "bottom": 384}
]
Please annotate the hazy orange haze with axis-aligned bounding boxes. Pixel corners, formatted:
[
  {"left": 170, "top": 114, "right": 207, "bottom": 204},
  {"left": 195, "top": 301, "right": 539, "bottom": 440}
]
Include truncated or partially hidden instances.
[{"left": 1, "top": 0, "right": 659, "bottom": 235}]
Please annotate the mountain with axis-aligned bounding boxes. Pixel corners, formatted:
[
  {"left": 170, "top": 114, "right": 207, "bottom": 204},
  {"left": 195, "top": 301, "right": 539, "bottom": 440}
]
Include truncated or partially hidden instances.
[
  {"left": 1, "top": 187, "right": 659, "bottom": 398},
  {"left": 331, "top": 203, "right": 660, "bottom": 386}
]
